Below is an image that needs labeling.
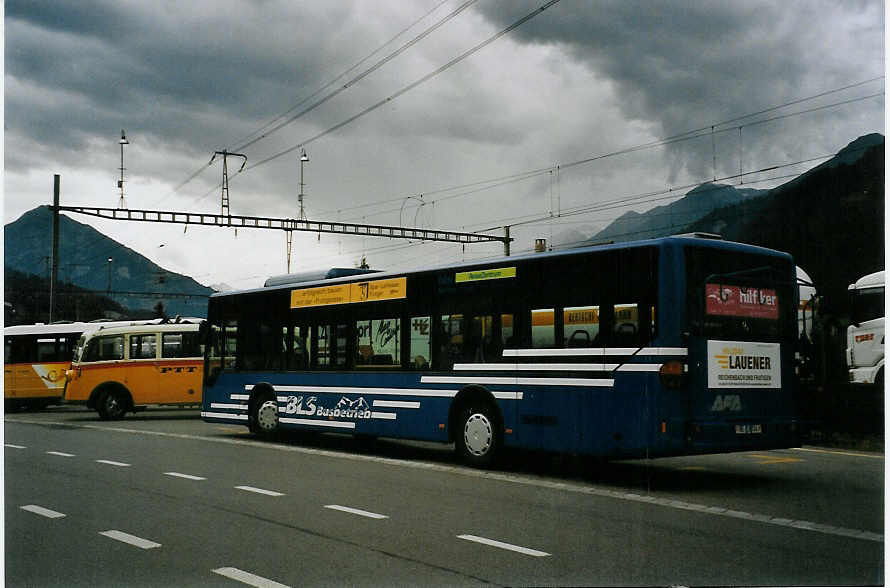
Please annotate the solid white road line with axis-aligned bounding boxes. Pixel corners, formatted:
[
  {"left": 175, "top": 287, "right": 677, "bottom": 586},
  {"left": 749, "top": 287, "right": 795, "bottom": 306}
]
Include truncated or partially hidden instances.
[
  {"left": 212, "top": 567, "right": 291, "bottom": 588},
  {"left": 457, "top": 534, "right": 550, "bottom": 557},
  {"left": 46, "top": 451, "right": 75, "bottom": 457},
  {"left": 324, "top": 504, "right": 389, "bottom": 519},
  {"left": 99, "top": 530, "right": 161, "bottom": 549},
  {"left": 164, "top": 472, "right": 207, "bottom": 481},
  {"left": 5, "top": 444, "right": 26, "bottom": 449},
  {"left": 95, "top": 459, "right": 131, "bottom": 467},
  {"left": 20, "top": 505, "right": 66, "bottom": 519},
  {"left": 235, "top": 485, "right": 285, "bottom": 497}
]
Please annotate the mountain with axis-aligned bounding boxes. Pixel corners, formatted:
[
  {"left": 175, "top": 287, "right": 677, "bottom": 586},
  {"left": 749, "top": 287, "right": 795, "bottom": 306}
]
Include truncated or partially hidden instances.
[
  {"left": 687, "top": 134, "right": 884, "bottom": 314},
  {"left": 586, "top": 182, "right": 767, "bottom": 243},
  {"left": 4, "top": 206, "right": 213, "bottom": 318}
]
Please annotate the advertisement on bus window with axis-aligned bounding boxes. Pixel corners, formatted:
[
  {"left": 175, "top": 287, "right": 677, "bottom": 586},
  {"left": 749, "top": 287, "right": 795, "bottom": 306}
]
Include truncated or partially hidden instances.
[{"left": 707, "top": 339, "right": 781, "bottom": 389}]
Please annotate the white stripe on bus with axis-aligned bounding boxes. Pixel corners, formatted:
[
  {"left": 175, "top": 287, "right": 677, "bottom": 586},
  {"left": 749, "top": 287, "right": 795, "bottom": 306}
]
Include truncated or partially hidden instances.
[
  {"left": 615, "top": 364, "right": 664, "bottom": 372},
  {"left": 230, "top": 394, "right": 250, "bottom": 401},
  {"left": 279, "top": 417, "right": 356, "bottom": 429},
  {"left": 370, "top": 412, "right": 397, "bottom": 420},
  {"left": 454, "top": 363, "right": 621, "bottom": 372},
  {"left": 202, "top": 411, "right": 249, "bottom": 421},
  {"left": 503, "top": 347, "right": 686, "bottom": 357},
  {"left": 421, "top": 376, "right": 613, "bottom": 387},
  {"left": 211, "top": 403, "right": 247, "bottom": 410},
  {"left": 372, "top": 400, "right": 421, "bottom": 409},
  {"left": 256, "top": 385, "right": 458, "bottom": 398}
]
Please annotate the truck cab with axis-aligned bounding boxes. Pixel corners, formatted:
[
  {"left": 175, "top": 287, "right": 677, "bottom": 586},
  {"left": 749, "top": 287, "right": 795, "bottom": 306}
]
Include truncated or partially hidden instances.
[{"left": 846, "top": 270, "right": 884, "bottom": 386}]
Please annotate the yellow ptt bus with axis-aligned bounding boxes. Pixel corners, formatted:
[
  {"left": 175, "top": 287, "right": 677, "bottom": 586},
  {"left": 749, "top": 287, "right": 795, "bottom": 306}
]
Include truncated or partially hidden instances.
[{"left": 64, "top": 319, "right": 204, "bottom": 419}]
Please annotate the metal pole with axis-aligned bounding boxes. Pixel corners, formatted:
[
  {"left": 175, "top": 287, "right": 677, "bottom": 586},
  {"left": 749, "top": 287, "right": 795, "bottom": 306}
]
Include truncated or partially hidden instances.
[
  {"left": 504, "top": 225, "right": 510, "bottom": 257},
  {"left": 50, "top": 175, "right": 60, "bottom": 323}
]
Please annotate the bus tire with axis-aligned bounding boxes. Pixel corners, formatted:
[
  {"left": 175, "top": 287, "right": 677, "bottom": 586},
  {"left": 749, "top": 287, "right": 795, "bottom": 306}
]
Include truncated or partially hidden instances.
[
  {"left": 250, "top": 391, "right": 279, "bottom": 439},
  {"left": 96, "top": 386, "right": 129, "bottom": 420},
  {"left": 455, "top": 400, "right": 502, "bottom": 467}
]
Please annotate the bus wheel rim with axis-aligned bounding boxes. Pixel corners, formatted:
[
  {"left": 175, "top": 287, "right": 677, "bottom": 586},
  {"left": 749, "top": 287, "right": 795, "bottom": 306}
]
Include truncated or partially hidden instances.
[
  {"left": 464, "top": 413, "right": 492, "bottom": 456},
  {"left": 257, "top": 400, "right": 279, "bottom": 431}
]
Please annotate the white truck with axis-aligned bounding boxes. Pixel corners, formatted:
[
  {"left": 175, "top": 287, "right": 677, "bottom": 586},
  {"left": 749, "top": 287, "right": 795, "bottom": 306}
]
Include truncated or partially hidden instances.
[{"left": 846, "top": 270, "right": 884, "bottom": 386}]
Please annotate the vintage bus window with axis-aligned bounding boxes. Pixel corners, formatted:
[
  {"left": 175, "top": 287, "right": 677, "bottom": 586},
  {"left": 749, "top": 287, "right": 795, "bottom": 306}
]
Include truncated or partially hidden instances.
[
  {"left": 410, "top": 316, "right": 431, "bottom": 370},
  {"left": 85, "top": 335, "right": 124, "bottom": 362},
  {"left": 37, "top": 338, "right": 57, "bottom": 362},
  {"left": 531, "top": 308, "right": 555, "bottom": 348},
  {"left": 356, "top": 318, "right": 400, "bottom": 367},
  {"left": 129, "top": 334, "right": 157, "bottom": 360},
  {"left": 564, "top": 306, "right": 599, "bottom": 348},
  {"left": 501, "top": 314, "right": 515, "bottom": 349},
  {"left": 162, "top": 332, "right": 201, "bottom": 358}
]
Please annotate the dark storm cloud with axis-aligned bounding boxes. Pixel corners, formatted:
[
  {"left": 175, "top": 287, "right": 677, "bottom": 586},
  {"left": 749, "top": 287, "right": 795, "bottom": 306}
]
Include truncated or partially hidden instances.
[
  {"left": 475, "top": 0, "right": 884, "bottom": 180},
  {"left": 6, "top": 0, "right": 365, "bottom": 170}
]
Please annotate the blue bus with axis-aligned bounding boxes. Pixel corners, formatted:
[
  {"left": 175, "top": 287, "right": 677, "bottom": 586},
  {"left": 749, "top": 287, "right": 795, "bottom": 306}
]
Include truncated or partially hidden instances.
[{"left": 201, "top": 235, "right": 801, "bottom": 466}]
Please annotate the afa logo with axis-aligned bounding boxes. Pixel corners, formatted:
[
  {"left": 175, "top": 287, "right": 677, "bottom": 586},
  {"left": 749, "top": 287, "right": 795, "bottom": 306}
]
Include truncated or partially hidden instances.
[{"left": 711, "top": 394, "right": 742, "bottom": 412}]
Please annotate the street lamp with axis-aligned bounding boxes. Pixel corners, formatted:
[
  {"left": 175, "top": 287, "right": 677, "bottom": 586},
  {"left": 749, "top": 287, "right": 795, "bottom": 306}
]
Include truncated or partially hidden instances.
[
  {"left": 118, "top": 130, "right": 129, "bottom": 209},
  {"left": 298, "top": 149, "right": 309, "bottom": 220},
  {"left": 106, "top": 257, "right": 113, "bottom": 293}
]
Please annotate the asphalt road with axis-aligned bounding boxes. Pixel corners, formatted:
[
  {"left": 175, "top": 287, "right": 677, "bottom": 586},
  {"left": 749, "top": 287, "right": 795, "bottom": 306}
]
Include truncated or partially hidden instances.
[{"left": 5, "top": 407, "right": 884, "bottom": 586}]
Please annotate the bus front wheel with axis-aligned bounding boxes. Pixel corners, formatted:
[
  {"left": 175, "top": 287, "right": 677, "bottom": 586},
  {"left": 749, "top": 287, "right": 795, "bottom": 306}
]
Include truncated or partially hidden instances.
[
  {"left": 250, "top": 393, "right": 279, "bottom": 438},
  {"left": 455, "top": 402, "right": 502, "bottom": 467},
  {"left": 97, "top": 388, "right": 128, "bottom": 420}
]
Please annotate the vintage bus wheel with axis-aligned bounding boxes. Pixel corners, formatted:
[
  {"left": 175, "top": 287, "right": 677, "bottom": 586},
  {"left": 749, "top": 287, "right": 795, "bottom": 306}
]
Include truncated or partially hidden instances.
[
  {"left": 251, "top": 394, "right": 280, "bottom": 438},
  {"left": 456, "top": 403, "right": 501, "bottom": 466},
  {"left": 97, "top": 388, "right": 128, "bottom": 420}
]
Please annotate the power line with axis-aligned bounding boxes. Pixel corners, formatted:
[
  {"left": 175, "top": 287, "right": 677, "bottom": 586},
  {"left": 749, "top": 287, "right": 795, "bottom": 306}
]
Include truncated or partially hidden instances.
[
  {"left": 233, "top": 0, "right": 479, "bottom": 153},
  {"left": 243, "top": 0, "right": 563, "bottom": 172},
  {"left": 159, "top": 0, "right": 459, "bottom": 204}
]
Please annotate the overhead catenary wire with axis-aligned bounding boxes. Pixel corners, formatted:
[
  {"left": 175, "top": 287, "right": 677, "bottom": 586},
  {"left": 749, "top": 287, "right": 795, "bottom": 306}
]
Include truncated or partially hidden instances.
[{"left": 159, "top": 0, "right": 461, "bottom": 204}]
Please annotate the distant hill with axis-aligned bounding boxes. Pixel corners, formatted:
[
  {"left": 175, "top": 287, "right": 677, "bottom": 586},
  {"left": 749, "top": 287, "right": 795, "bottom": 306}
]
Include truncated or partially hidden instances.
[
  {"left": 4, "top": 207, "right": 213, "bottom": 318},
  {"left": 586, "top": 183, "right": 767, "bottom": 243},
  {"left": 687, "top": 133, "right": 884, "bottom": 314}
]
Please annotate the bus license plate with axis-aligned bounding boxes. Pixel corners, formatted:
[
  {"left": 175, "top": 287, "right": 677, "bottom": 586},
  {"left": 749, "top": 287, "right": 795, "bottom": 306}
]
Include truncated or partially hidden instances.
[{"left": 735, "top": 424, "right": 762, "bottom": 435}]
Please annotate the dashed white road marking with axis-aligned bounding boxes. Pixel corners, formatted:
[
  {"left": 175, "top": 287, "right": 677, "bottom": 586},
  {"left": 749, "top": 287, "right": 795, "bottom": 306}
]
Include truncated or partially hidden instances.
[
  {"left": 5, "top": 444, "right": 26, "bottom": 449},
  {"left": 95, "top": 459, "right": 131, "bottom": 467},
  {"left": 235, "top": 485, "right": 284, "bottom": 497},
  {"left": 457, "top": 534, "right": 550, "bottom": 557},
  {"left": 99, "top": 530, "right": 161, "bottom": 549},
  {"left": 8, "top": 418, "right": 882, "bottom": 544},
  {"left": 20, "top": 505, "right": 66, "bottom": 519},
  {"left": 212, "top": 567, "right": 291, "bottom": 588},
  {"left": 46, "top": 451, "right": 75, "bottom": 457},
  {"left": 324, "top": 504, "right": 389, "bottom": 519},
  {"left": 164, "top": 472, "right": 206, "bottom": 481}
]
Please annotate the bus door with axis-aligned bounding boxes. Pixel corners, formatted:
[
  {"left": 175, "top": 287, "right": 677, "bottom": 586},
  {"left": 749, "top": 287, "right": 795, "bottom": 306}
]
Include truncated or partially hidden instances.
[{"left": 685, "top": 266, "right": 795, "bottom": 450}]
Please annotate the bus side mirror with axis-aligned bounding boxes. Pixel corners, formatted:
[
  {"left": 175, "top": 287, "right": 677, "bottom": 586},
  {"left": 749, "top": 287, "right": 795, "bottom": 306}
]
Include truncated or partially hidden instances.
[{"left": 198, "top": 321, "right": 209, "bottom": 343}]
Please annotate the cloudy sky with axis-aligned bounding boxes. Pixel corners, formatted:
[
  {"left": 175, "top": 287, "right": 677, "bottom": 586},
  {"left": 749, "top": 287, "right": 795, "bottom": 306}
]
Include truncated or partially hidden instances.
[{"left": 5, "top": 0, "right": 884, "bottom": 290}]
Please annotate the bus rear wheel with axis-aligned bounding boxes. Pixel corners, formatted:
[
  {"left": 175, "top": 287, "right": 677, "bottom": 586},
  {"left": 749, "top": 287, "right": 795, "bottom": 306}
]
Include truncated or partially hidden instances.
[
  {"left": 455, "top": 402, "right": 502, "bottom": 467},
  {"left": 250, "top": 393, "right": 280, "bottom": 438},
  {"left": 97, "top": 388, "right": 128, "bottom": 420}
]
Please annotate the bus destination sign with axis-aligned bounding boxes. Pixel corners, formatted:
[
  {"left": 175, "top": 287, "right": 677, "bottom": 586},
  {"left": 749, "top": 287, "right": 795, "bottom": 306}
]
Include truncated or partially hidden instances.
[
  {"left": 291, "top": 277, "right": 407, "bottom": 309},
  {"left": 455, "top": 266, "right": 516, "bottom": 283}
]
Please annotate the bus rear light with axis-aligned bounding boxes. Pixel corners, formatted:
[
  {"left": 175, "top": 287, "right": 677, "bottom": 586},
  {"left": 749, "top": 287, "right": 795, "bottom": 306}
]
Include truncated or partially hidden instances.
[
  {"left": 659, "top": 360, "right": 686, "bottom": 389},
  {"left": 661, "top": 421, "right": 667, "bottom": 433}
]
